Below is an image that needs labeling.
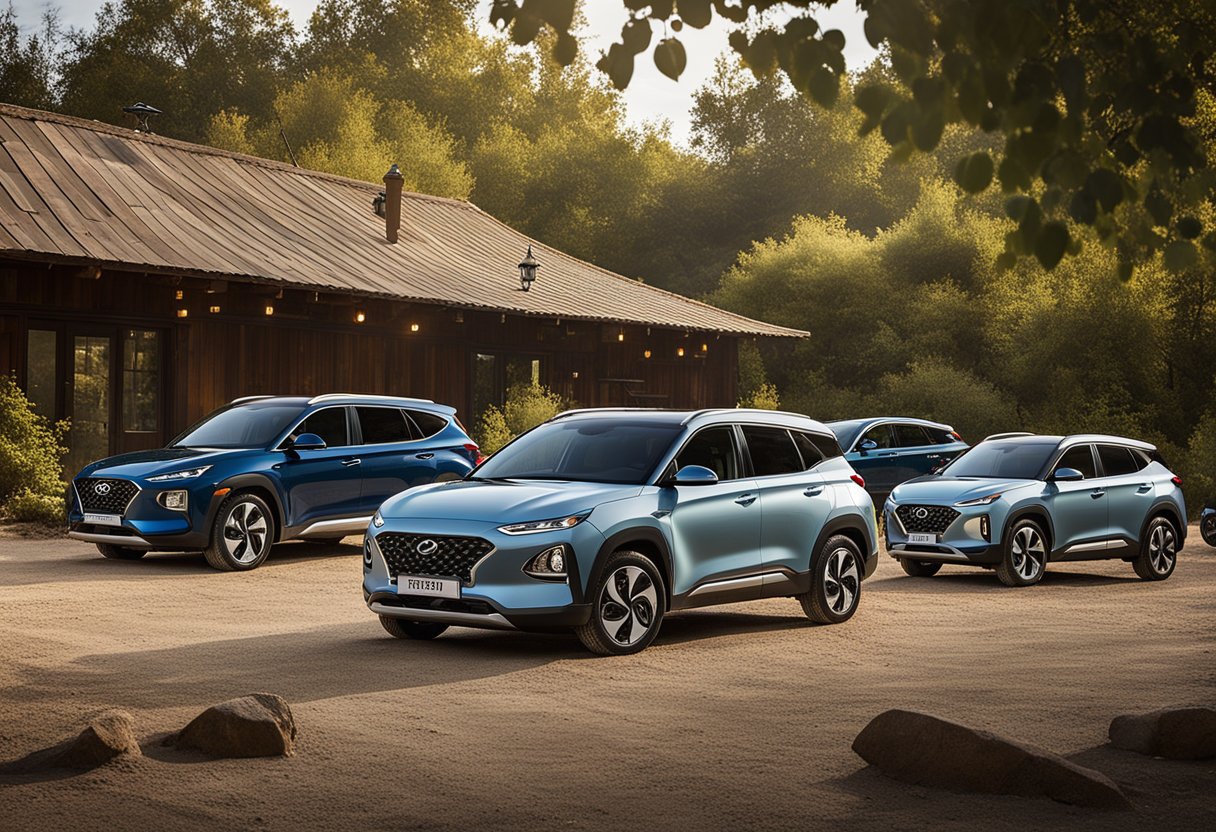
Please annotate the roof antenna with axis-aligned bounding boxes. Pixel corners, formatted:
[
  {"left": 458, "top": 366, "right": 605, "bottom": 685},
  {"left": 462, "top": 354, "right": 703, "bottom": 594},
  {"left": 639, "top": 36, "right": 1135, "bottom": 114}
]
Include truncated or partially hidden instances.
[
  {"left": 122, "top": 102, "right": 162, "bottom": 133},
  {"left": 274, "top": 108, "right": 298, "bottom": 167}
]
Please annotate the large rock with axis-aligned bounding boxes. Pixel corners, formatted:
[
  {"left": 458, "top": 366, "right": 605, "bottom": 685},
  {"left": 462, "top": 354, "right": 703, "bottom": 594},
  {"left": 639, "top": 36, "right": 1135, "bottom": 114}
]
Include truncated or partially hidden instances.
[
  {"left": 173, "top": 693, "right": 296, "bottom": 758},
  {"left": 1109, "top": 707, "right": 1216, "bottom": 760},
  {"left": 1, "top": 710, "right": 141, "bottom": 773},
  {"left": 852, "top": 709, "right": 1130, "bottom": 810}
]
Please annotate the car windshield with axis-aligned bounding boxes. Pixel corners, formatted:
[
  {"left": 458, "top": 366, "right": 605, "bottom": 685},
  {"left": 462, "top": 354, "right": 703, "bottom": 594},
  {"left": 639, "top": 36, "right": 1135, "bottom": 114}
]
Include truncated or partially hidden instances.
[
  {"left": 473, "top": 419, "right": 683, "bottom": 484},
  {"left": 171, "top": 403, "right": 302, "bottom": 449},
  {"left": 826, "top": 420, "right": 866, "bottom": 450},
  {"left": 939, "top": 440, "right": 1057, "bottom": 479}
]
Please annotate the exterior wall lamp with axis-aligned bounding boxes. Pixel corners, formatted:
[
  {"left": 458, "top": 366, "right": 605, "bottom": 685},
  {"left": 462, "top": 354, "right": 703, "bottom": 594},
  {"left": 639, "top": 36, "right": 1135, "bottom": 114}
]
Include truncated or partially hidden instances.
[{"left": 519, "top": 245, "right": 540, "bottom": 291}]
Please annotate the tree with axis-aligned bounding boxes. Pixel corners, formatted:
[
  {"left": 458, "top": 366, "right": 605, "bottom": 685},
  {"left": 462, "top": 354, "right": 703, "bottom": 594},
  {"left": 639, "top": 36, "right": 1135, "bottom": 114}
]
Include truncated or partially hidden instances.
[
  {"left": 0, "top": 4, "right": 59, "bottom": 110},
  {"left": 488, "top": 0, "right": 1216, "bottom": 275}
]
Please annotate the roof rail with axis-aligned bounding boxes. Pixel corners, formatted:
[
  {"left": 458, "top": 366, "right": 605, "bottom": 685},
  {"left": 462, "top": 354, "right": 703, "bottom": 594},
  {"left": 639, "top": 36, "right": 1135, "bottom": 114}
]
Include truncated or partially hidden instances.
[
  {"left": 549, "top": 407, "right": 672, "bottom": 422},
  {"left": 981, "top": 431, "right": 1035, "bottom": 442},
  {"left": 680, "top": 407, "right": 812, "bottom": 425},
  {"left": 230, "top": 395, "right": 275, "bottom": 405},
  {"left": 307, "top": 393, "right": 434, "bottom": 405}
]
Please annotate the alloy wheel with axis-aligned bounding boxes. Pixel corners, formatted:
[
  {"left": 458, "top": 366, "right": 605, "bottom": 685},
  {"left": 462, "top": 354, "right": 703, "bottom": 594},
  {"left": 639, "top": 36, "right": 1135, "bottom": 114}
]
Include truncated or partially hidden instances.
[
  {"left": 823, "top": 547, "right": 860, "bottom": 615},
  {"left": 1148, "top": 522, "right": 1177, "bottom": 575},
  {"left": 1011, "top": 526, "right": 1045, "bottom": 581},
  {"left": 598, "top": 565, "right": 659, "bottom": 647},
  {"left": 223, "top": 501, "right": 269, "bottom": 564}
]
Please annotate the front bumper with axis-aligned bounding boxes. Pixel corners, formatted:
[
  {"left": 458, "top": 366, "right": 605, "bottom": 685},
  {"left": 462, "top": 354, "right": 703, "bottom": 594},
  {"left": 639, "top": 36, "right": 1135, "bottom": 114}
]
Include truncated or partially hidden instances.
[
  {"left": 883, "top": 500, "right": 1004, "bottom": 565},
  {"left": 363, "top": 518, "right": 605, "bottom": 632},
  {"left": 67, "top": 477, "right": 226, "bottom": 550}
]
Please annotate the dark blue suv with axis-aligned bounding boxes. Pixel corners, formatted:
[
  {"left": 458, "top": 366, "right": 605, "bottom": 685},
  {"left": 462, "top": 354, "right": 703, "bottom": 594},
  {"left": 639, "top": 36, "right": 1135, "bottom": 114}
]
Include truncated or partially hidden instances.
[
  {"left": 826, "top": 417, "right": 969, "bottom": 505},
  {"left": 68, "top": 395, "right": 479, "bottom": 570}
]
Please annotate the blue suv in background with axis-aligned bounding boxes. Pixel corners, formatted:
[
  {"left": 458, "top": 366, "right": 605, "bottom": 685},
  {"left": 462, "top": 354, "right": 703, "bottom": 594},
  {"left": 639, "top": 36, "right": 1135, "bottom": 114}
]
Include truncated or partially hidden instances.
[
  {"left": 826, "top": 417, "right": 969, "bottom": 504},
  {"left": 883, "top": 433, "right": 1186, "bottom": 586},
  {"left": 364, "top": 408, "right": 879, "bottom": 655},
  {"left": 68, "top": 394, "right": 479, "bottom": 570}
]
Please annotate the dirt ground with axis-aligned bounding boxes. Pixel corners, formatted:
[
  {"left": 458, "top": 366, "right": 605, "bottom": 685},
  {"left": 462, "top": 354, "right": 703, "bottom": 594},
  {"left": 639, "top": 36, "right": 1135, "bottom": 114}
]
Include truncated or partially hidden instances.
[{"left": 1, "top": 528, "right": 1213, "bottom": 831}]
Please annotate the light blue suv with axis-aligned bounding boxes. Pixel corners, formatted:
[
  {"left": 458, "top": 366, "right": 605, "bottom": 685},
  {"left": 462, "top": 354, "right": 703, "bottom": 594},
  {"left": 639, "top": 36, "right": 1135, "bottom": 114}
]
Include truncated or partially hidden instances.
[
  {"left": 884, "top": 434, "right": 1186, "bottom": 586},
  {"left": 363, "top": 409, "right": 879, "bottom": 654}
]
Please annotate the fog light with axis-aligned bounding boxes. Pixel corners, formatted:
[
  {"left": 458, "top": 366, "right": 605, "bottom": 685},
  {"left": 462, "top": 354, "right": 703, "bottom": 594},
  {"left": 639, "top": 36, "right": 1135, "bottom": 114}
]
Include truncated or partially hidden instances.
[
  {"left": 363, "top": 537, "right": 374, "bottom": 569},
  {"left": 524, "top": 545, "right": 569, "bottom": 580},
  {"left": 980, "top": 514, "right": 991, "bottom": 542},
  {"left": 157, "top": 490, "right": 188, "bottom": 511}
]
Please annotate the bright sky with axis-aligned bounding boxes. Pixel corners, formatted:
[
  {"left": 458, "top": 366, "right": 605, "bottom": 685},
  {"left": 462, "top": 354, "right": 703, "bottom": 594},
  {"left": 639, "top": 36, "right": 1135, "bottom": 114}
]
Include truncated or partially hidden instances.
[{"left": 10, "top": 0, "right": 876, "bottom": 145}]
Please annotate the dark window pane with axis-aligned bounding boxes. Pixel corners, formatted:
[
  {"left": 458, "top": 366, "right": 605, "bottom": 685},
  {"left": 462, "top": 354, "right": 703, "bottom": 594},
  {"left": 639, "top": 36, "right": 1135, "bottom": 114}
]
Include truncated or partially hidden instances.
[
  {"left": 407, "top": 410, "right": 448, "bottom": 440},
  {"left": 1097, "top": 444, "right": 1139, "bottom": 477},
  {"left": 742, "top": 426, "right": 803, "bottom": 477},
  {"left": 175, "top": 403, "right": 303, "bottom": 449},
  {"left": 1129, "top": 449, "right": 1152, "bottom": 470},
  {"left": 68, "top": 335, "right": 110, "bottom": 474},
  {"left": 676, "top": 426, "right": 739, "bottom": 480},
  {"left": 122, "top": 329, "right": 159, "bottom": 432},
  {"left": 1054, "top": 445, "right": 1097, "bottom": 479},
  {"left": 893, "top": 424, "right": 932, "bottom": 447},
  {"left": 25, "top": 329, "right": 56, "bottom": 420},
  {"left": 942, "top": 440, "right": 1058, "bottom": 479},
  {"left": 296, "top": 407, "right": 348, "bottom": 447},
  {"left": 471, "top": 353, "right": 497, "bottom": 428},
  {"left": 926, "top": 427, "right": 955, "bottom": 444},
  {"left": 860, "top": 424, "right": 894, "bottom": 449},
  {"left": 476, "top": 419, "right": 681, "bottom": 484},
  {"left": 357, "top": 406, "right": 409, "bottom": 444},
  {"left": 791, "top": 431, "right": 824, "bottom": 469}
]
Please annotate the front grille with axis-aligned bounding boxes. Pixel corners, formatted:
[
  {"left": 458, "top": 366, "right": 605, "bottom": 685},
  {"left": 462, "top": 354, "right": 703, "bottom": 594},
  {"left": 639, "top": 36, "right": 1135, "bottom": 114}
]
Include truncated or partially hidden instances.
[
  {"left": 376, "top": 533, "right": 494, "bottom": 584},
  {"left": 76, "top": 478, "right": 140, "bottom": 514},
  {"left": 896, "top": 504, "right": 960, "bottom": 535}
]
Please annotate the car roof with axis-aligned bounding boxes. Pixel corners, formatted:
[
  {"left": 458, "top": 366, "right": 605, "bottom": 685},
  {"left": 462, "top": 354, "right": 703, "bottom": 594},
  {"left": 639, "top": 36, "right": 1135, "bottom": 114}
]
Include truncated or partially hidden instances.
[
  {"left": 824, "top": 416, "right": 954, "bottom": 431},
  {"left": 983, "top": 433, "right": 1157, "bottom": 451},
  {"left": 549, "top": 408, "right": 834, "bottom": 434},
  {"left": 229, "top": 394, "right": 454, "bottom": 414}
]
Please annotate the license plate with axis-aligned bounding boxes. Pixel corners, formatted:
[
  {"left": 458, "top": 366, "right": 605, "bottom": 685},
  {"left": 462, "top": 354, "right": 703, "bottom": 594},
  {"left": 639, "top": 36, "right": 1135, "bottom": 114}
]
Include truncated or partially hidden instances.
[
  {"left": 398, "top": 575, "right": 461, "bottom": 599},
  {"left": 907, "top": 532, "right": 937, "bottom": 545},
  {"left": 84, "top": 513, "right": 122, "bottom": 527}
]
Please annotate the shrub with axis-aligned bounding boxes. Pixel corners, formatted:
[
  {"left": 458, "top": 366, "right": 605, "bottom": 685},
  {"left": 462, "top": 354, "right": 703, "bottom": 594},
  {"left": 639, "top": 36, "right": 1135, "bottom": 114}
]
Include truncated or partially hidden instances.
[
  {"left": 0, "top": 374, "right": 69, "bottom": 524},
  {"left": 739, "top": 382, "right": 780, "bottom": 411},
  {"left": 477, "top": 383, "right": 568, "bottom": 453}
]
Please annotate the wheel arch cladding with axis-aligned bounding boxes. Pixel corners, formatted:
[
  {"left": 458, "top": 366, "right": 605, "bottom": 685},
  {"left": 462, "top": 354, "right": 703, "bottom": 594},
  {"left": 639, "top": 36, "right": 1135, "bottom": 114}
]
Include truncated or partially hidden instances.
[
  {"left": 592, "top": 528, "right": 673, "bottom": 608},
  {"left": 220, "top": 475, "right": 284, "bottom": 542},
  {"left": 1140, "top": 502, "right": 1185, "bottom": 544},
  {"left": 811, "top": 516, "right": 872, "bottom": 570},
  {"left": 1004, "top": 507, "right": 1054, "bottom": 553}
]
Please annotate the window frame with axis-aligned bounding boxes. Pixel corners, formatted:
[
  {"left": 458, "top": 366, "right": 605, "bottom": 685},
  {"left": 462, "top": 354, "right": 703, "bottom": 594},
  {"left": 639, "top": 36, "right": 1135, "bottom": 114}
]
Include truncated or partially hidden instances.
[
  {"left": 1048, "top": 443, "right": 1099, "bottom": 480},
  {"left": 738, "top": 423, "right": 806, "bottom": 479},
  {"left": 665, "top": 424, "right": 745, "bottom": 483}
]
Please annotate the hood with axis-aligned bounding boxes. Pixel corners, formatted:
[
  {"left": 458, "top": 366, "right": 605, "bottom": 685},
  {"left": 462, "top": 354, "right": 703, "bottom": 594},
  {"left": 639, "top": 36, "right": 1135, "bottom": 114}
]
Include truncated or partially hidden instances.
[
  {"left": 378, "top": 479, "right": 642, "bottom": 524},
  {"left": 78, "top": 447, "right": 250, "bottom": 479},
  {"left": 891, "top": 476, "right": 1038, "bottom": 505}
]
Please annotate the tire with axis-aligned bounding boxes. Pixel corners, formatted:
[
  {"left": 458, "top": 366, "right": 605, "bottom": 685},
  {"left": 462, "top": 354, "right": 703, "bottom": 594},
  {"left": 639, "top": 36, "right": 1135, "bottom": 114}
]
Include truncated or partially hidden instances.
[
  {"left": 996, "top": 519, "right": 1047, "bottom": 587},
  {"left": 1201, "top": 513, "right": 1216, "bottom": 547},
  {"left": 379, "top": 616, "right": 448, "bottom": 640},
  {"left": 1133, "top": 516, "right": 1178, "bottom": 581},
  {"left": 97, "top": 543, "right": 146, "bottom": 560},
  {"left": 575, "top": 550, "right": 665, "bottom": 656},
  {"left": 799, "top": 534, "right": 863, "bottom": 624},
  {"left": 203, "top": 491, "right": 275, "bottom": 571},
  {"left": 899, "top": 558, "right": 941, "bottom": 578}
]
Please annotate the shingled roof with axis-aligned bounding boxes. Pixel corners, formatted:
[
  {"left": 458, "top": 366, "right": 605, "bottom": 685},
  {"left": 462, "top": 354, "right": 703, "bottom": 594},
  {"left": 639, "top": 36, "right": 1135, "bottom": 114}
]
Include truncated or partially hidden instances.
[{"left": 0, "top": 103, "right": 804, "bottom": 338}]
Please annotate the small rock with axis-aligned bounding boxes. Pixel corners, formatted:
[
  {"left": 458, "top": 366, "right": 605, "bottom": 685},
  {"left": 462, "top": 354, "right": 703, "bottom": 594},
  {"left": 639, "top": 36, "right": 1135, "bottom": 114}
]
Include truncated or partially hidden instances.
[
  {"left": 852, "top": 709, "right": 1130, "bottom": 810},
  {"left": 1109, "top": 707, "right": 1216, "bottom": 760},
  {"left": 1, "top": 710, "right": 141, "bottom": 773},
  {"left": 173, "top": 693, "right": 296, "bottom": 758}
]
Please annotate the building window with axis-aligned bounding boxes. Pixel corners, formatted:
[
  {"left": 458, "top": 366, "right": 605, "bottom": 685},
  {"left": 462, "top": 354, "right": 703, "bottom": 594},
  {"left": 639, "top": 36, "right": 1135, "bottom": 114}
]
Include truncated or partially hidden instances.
[
  {"left": 471, "top": 353, "right": 543, "bottom": 425},
  {"left": 26, "top": 329, "right": 57, "bottom": 419},
  {"left": 122, "top": 329, "right": 159, "bottom": 432}
]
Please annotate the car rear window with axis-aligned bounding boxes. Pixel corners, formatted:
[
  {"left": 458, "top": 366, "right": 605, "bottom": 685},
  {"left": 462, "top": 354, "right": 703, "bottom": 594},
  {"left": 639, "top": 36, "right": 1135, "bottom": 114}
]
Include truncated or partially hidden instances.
[
  {"left": 357, "top": 406, "right": 410, "bottom": 444},
  {"left": 1097, "top": 444, "right": 1140, "bottom": 477},
  {"left": 742, "top": 426, "right": 803, "bottom": 477}
]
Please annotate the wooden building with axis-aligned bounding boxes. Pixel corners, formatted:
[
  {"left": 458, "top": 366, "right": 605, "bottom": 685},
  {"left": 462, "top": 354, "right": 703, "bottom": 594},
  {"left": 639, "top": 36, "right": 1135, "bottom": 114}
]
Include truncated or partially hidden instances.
[{"left": 0, "top": 103, "right": 803, "bottom": 471}]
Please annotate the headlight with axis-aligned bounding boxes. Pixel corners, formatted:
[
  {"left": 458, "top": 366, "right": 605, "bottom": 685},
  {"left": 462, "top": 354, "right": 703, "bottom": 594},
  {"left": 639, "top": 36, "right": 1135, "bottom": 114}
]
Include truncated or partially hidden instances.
[
  {"left": 372, "top": 509, "right": 385, "bottom": 528},
  {"left": 524, "top": 545, "right": 569, "bottom": 579},
  {"left": 955, "top": 492, "right": 1002, "bottom": 507},
  {"left": 498, "top": 513, "right": 589, "bottom": 535},
  {"left": 147, "top": 465, "right": 212, "bottom": 482}
]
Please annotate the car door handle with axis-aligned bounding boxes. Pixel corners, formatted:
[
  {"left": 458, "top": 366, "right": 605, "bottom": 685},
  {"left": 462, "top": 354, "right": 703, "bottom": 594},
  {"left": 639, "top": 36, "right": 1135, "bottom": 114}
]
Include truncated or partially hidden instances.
[
  {"left": 878, "top": 452, "right": 898, "bottom": 457},
  {"left": 803, "top": 486, "right": 824, "bottom": 497},
  {"left": 734, "top": 493, "right": 757, "bottom": 506},
  {"left": 341, "top": 458, "right": 361, "bottom": 467},
  {"left": 1136, "top": 483, "right": 1153, "bottom": 493},
  {"left": 1090, "top": 488, "right": 1105, "bottom": 498},
  {"left": 415, "top": 453, "right": 435, "bottom": 460}
]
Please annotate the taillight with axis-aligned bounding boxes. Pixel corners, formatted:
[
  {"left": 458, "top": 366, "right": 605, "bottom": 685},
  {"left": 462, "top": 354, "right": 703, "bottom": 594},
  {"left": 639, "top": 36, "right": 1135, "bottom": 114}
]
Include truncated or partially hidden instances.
[
  {"left": 950, "top": 431, "right": 963, "bottom": 442},
  {"left": 851, "top": 473, "right": 866, "bottom": 488},
  {"left": 1171, "top": 475, "right": 1182, "bottom": 486},
  {"left": 464, "top": 443, "right": 486, "bottom": 465}
]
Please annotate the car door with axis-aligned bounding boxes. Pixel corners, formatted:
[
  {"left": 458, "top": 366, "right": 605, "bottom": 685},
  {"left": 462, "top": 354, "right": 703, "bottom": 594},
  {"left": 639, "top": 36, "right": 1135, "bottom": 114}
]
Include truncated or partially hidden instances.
[
  {"left": 667, "top": 425, "right": 763, "bottom": 599},
  {"left": 890, "top": 423, "right": 938, "bottom": 483},
  {"left": 275, "top": 406, "right": 364, "bottom": 527},
  {"left": 750, "top": 428, "right": 834, "bottom": 578},
  {"left": 355, "top": 406, "right": 438, "bottom": 513},
  {"left": 1044, "top": 443, "right": 1108, "bottom": 552},
  {"left": 1096, "top": 443, "right": 1152, "bottom": 546},
  {"left": 848, "top": 423, "right": 899, "bottom": 498}
]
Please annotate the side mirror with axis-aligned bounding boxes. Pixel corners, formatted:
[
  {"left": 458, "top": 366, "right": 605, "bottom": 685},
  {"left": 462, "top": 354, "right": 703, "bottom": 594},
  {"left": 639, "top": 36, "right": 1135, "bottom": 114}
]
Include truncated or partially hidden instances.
[
  {"left": 1051, "top": 467, "right": 1084, "bottom": 482},
  {"left": 858, "top": 439, "right": 878, "bottom": 453},
  {"left": 670, "top": 465, "right": 719, "bottom": 486},
  {"left": 290, "top": 433, "right": 327, "bottom": 451}
]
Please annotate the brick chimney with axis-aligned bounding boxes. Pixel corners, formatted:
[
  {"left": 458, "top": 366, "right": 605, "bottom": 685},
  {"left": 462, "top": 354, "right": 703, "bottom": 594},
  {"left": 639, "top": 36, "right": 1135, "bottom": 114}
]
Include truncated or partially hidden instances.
[{"left": 382, "top": 164, "right": 404, "bottom": 243}]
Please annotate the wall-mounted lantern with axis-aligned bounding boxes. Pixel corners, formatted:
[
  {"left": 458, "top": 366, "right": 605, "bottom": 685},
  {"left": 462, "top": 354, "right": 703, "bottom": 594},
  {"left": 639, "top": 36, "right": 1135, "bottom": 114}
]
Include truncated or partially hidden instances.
[{"left": 518, "top": 245, "right": 540, "bottom": 291}]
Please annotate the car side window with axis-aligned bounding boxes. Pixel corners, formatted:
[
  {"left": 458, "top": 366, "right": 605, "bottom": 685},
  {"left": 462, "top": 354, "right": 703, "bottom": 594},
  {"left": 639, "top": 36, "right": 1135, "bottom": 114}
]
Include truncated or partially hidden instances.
[
  {"left": 893, "top": 424, "right": 932, "bottom": 447},
  {"left": 356, "top": 406, "right": 410, "bottom": 445},
  {"left": 742, "top": 426, "right": 803, "bottom": 477},
  {"left": 925, "top": 427, "right": 956, "bottom": 445},
  {"left": 293, "top": 407, "right": 348, "bottom": 447},
  {"left": 809, "top": 433, "right": 843, "bottom": 459},
  {"left": 1053, "top": 444, "right": 1097, "bottom": 479},
  {"left": 1097, "top": 444, "right": 1140, "bottom": 477},
  {"left": 790, "top": 431, "right": 824, "bottom": 470},
  {"left": 858, "top": 424, "right": 894, "bottom": 449},
  {"left": 675, "top": 426, "right": 739, "bottom": 481},
  {"left": 407, "top": 410, "right": 448, "bottom": 440}
]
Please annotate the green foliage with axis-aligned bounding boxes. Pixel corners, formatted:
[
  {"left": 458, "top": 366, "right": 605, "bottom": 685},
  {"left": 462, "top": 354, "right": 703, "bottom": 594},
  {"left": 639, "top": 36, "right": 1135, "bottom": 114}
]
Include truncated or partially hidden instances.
[
  {"left": 0, "top": 375, "right": 69, "bottom": 525},
  {"left": 477, "top": 383, "right": 568, "bottom": 453},
  {"left": 738, "top": 382, "right": 779, "bottom": 411},
  {"left": 1182, "top": 414, "right": 1216, "bottom": 516}
]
